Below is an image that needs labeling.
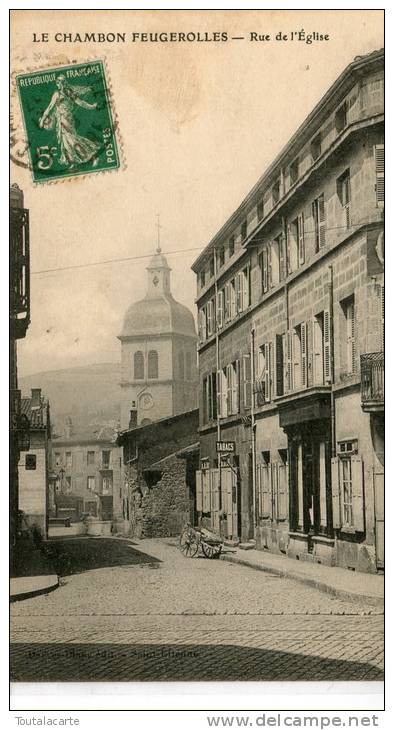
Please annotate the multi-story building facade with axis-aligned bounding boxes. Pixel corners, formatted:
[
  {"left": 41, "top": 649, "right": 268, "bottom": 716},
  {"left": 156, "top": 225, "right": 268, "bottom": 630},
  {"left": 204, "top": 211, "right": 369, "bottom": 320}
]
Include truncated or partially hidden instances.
[
  {"left": 18, "top": 388, "right": 51, "bottom": 537},
  {"left": 51, "top": 420, "right": 122, "bottom": 521},
  {"left": 192, "top": 49, "right": 384, "bottom": 573}
]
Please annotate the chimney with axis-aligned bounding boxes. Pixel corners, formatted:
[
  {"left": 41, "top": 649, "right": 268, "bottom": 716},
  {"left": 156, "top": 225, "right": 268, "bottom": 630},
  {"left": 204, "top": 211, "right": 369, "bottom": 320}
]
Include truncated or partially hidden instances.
[
  {"left": 65, "top": 417, "right": 73, "bottom": 439},
  {"left": 31, "top": 388, "right": 41, "bottom": 409},
  {"left": 129, "top": 402, "right": 138, "bottom": 430},
  {"left": 10, "top": 183, "right": 24, "bottom": 209}
]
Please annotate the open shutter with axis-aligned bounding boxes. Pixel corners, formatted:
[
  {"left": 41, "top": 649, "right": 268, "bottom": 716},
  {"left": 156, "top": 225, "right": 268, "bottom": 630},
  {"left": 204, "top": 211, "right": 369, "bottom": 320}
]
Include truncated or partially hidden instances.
[
  {"left": 277, "top": 462, "right": 288, "bottom": 520},
  {"left": 298, "top": 213, "right": 305, "bottom": 264},
  {"left": 271, "top": 463, "right": 278, "bottom": 520},
  {"left": 260, "top": 463, "right": 271, "bottom": 519},
  {"left": 300, "top": 322, "right": 307, "bottom": 387},
  {"left": 196, "top": 470, "right": 203, "bottom": 513},
  {"left": 278, "top": 234, "right": 285, "bottom": 281},
  {"left": 262, "top": 248, "right": 268, "bottom": 293},
  {"left": 352, "top": 456, "right": 365, "bottom": 532},
  {"left": 217, "top": 290, "right": 223, "bottom": 329},
  {"left": 211, "top": 469, "right": 220, "bottom": 532},
  {"left": 235, "top": 360, "right": 240, "bottom": 414},
  {"left": 216, "top": 371, "right": 222, "bottom": 417},
  {"left": 313, "top": 316, "right": 324, "bottom": 385},
  {"left": 264, "top": 343, "right": 270, "bottom": 402},
  {"left": 323, "top": 310, "right": 331, "bottom": 383},
  {"left": 318, "top": 195, "right": 326, "bottom": 247},
  {"left": 267, "top": 244, "right": 272, "bottom": 289},
  {"left": 235, "top": 273, "right": 242, "bottom": 313},
  {"left": 246, "top": 266, "right": 251, "bottom": 307},
  {"left": 374, "top": 144, "right": 384, "bottom": 207},
  {"left": 331, "top": 457, "right": 341, "bottom": 529},
  {"left": 286, "top": 225, "right": 292, "bottom": 274},
  {"left": 307, "top": 319, "right": 314, "bottom": 386},
  {"left": 243, "top": 354, "right": 252, "bottom": 410},
  {"left": 286, "top": 331, "right": 293, "bottom": 392},
  {"left": 202, "top": 470, "right": 211, "bottom": 513},
  {"left": 275, "top": 334, "right": 284, "bottom": 397}
]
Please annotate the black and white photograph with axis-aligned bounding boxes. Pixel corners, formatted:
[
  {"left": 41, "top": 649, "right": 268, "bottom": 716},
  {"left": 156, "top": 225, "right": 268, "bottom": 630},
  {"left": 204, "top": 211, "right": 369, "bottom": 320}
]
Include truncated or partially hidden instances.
[{"left": 9, "top": 8, "right": 384, "bottom": 707}]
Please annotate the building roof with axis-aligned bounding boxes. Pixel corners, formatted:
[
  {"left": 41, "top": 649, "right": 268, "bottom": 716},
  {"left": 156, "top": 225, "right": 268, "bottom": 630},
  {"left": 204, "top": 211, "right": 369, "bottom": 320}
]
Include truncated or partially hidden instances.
[
  {"left": 120, "top": 293, "right": 196, "bottom": 339},
  {"left": 191, "top": 48, "right": 384, "bottom": 272},
  {"left": 21, "top": 397, "right": 49, "bottom": 430},
  {"left": 117, "top": 408, "right": 199, "bottom": 445},
  {"left": 52, "top": 424, "right": 119, "bottom": 446}
]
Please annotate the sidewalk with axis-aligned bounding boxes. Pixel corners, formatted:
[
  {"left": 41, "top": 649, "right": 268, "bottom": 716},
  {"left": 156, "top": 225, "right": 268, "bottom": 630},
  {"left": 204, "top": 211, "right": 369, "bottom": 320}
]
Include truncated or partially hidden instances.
[
  {"left": 10, "top": 537, "right": 59, "bottom": 602},
  {"left": 221, "top": 545, "right": 384, "bottom": 607}
]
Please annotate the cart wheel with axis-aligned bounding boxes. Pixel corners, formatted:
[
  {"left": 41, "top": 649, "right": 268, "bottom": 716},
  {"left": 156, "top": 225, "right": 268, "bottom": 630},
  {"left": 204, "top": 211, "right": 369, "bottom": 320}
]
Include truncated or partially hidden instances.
[
  {"left": 201, "top": 542, "right": 222, "bottom": 559},
  {"left": 179, "top": 528, "right": 199, "bottom": 558}
]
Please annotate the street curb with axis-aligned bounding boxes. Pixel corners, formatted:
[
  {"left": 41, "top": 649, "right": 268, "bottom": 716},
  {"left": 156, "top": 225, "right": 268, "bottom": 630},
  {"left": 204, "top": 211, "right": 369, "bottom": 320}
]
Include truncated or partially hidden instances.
[
  {"left": 10, "top": 576, "right": 59, "bottom": 603},
  {"left": 221, "top": 554, "right": 384, "bottom": 608}
]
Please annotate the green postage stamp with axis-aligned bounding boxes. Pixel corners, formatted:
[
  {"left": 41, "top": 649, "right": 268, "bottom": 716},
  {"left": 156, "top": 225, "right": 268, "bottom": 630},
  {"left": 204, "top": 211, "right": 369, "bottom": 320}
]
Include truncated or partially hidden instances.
[{"left": 16, "top": 60, "right": 120, "bottom": 183}]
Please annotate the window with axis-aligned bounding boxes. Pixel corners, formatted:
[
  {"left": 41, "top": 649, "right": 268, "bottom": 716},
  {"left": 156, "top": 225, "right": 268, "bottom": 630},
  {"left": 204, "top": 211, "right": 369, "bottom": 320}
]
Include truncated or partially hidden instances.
[
  {"left": 311, "top": 133, "right": 321, "bottom": 161},
  {"left": 272, "top": 179, "right": 280, "bottom": 206},
  {"left": 275, "top": 334, "right": 285, "bottom": 397},
  {"left": 206, "top": 299, "right": 215, "bottom": 336},
  {"left": 292, "top": 323, "right": 307, "bottom": 390},
  {"left": 337, "top": 169, "right": 351, "bottom": 229},
  {"left": 257, "top": 200, "right": 264, "bottom": 222},
  {"left": 342, "top": 296, "right": 356, "bottom": 374},
  {"left": 289, "top": 158, "right": 299, "bottom": 185},
  {"left": 25, "top": 454, "right": 36, "bottom": 470},
  {"left": 209, "top": 256, "right": 215, "bottom": 278},
  {"left": 256, "top": 343, "right": 274, "bottom": 403},
  {"left": 65, "top": 451, "right": 72, "bottom": 467},
  {"left": 200, "top": 269, "right": 206, "bottom": 288},
  {"left": 287, "top": 215, "right": 304, "bottom": 272},
  {"left": 186, "top": 351, "right": 192, "bottom": 380},
  {"left": 335, "top": 101, "right": 347, "bottom": 133},
  {"left": 236, "top": 268, "right": 250, "bottom": 313},
  {"left": 148, "top": 350, "right": 158, "bottom": 379},
  {"left": 340, "top": 457, "right": 353, "bottom": 527},
  {"left": 312, "top": 194, "right": 326, "bottom": 251},
  {"left": 203, "top": 372, "right": 217, "bottom": 423},
  {"left": 102, "top": 475, "right": 112, "bottom": 495},
  {"left": 259, "top": 248, "right": 269, "bottom": 294},
  {"left": 198, "top": 307, "right": 207, "bottom": 341},
  {"left": 374, "top": 144, "right": 384, "bottom": 207},
  {"left": 54, "top": 452, "right": 62, "bottom": 467},
  {"left": 217, "top": 289, "right": 224, "bottom": 329},
  {"left": 102, "top": 450, "right": 111, "bottom": 469},
  {"left": 228, "top": 235, "right": 235, "bottom": 257},
  {"left": 241, "top": 220, "right": 247, "bottom": 242},
  {"left": 65, "top": 476, "right": 72, "bottom": 493},
  {"left": 134, "top": 350, "right": 144, "bottom": 380},
  {"left": 224, "top": 280, "right": 236, "bottom": 322},
  {"left": 313, "top": 313, "right": 324, "bottom": 385},
  {"left": 87, "top": 451, "right": 95, "bottom": 466},
  {"left": 217, "top": 368, "right": 228, "bottom": 418},
  {"left": 87, "top": 476, "right": 95, "bottom": 491},
  {"left": 242, "top": 354, "right": 252, "bottom": 410},
  {"left": 178, "top": 351, "right": 185, "bottom": 379},
  {"left": 227, "top": 361, "right": 240, "bottom": 415},
  {"left": 218, "top": 246, "right": 225, "bottom": 268},
  {"left": 270, "top": 239, "right": 280, "bottom": 287}
]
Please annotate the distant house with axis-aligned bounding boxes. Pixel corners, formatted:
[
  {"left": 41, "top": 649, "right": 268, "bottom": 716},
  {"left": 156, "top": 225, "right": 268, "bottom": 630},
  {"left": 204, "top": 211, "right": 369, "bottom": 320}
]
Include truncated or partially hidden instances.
[
  {"left": 116, "top": 408, "right": 199, "bottom": 538},
  {"left": 18, "top": 388, "right": 51, "bottom": 537},
  {"left": 50, "top": 419, "right": 122, "bottom": 521}
]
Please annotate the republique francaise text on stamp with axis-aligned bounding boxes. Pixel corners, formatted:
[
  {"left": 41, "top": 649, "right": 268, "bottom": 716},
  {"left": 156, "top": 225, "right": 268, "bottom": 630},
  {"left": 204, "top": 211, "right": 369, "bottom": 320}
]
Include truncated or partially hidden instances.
[{"left": 16, "top": 60, "right": 120, "bottom": 183}]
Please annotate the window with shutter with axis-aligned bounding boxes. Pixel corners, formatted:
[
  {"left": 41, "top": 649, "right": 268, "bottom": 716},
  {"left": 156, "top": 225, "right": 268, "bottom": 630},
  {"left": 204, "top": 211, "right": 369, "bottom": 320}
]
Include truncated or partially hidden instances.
[
  {"left": 275, "top": 334, "right": 284, "bottom": 396},
  {"left": 264, "top": 343, "right": 271, "bottom": 402},
  {"left": 258, "top": 462, "right": 272, "bottom": 519},
  {"left": 323, "top": 309, "right": 331, "bottom": 383},
  {"left": 351, "top": 456, "right": 365, "bottom": 532},
  {"left": 286, "top": 331, "right": 293, "bottom": 392},
  {"left": 313, "top": 314, "right": 324, "bottom": 384},
  {"left": 331, "top": 457, "right": 341, "bottom": 529},
  {"left": 217, "top": 290, "right": 224, "bottom": 329},
  {"left": 300, "top": 322, "right": 307, "bottom": 387},
  {"left": 243, "top": 354, "right": 252, "bottom": 410},
  {"left": 298, "top": 213, "right": 305, "bottom": 264},
  {"left": 374, "top": 144, "right": 384, "bottom": 207},
  {"left": 313, "top": 194, "right": 326, "bottom": 251},
  {"left": 196, "top": 470, "right": 203, "bottom": 513},
  {"left": 293, "top": 327, "right": 301, "bottom": 390},
  {"left": 277, "top": 460, "right": 288, "bottom": 521}
]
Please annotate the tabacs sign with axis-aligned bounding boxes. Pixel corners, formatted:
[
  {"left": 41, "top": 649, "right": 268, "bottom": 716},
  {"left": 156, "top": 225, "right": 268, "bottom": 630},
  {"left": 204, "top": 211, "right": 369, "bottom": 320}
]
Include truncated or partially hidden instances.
[{"left": 216, "top": 441, "right": 236, "bottom": 454}]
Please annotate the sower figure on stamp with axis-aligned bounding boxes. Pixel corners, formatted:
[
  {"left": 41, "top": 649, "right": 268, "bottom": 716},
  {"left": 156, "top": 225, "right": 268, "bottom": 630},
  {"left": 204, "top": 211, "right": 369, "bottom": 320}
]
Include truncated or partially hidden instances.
[{"left": 39, "top": 74, "right": 100, "bottom": 168}]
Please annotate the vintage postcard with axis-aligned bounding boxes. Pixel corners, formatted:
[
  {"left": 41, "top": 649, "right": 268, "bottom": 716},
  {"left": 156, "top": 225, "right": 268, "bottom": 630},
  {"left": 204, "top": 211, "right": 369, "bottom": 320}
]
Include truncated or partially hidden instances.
[{"left": 10, "top": 8, "right": 384, "bottom": 699}]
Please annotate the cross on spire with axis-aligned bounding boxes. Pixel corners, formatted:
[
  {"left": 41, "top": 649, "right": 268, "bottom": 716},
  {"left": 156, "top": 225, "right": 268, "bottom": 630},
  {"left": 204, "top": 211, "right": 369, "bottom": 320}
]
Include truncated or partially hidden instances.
[{"left": 156, "top": 213, "right": 162, "bottom": 254}]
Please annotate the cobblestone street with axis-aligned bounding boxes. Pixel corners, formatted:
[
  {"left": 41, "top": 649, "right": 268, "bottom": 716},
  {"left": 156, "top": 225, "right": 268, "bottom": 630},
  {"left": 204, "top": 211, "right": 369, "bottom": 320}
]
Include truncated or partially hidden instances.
[{"left": 10, "top": 537, "right": 383, "bottom": 682}]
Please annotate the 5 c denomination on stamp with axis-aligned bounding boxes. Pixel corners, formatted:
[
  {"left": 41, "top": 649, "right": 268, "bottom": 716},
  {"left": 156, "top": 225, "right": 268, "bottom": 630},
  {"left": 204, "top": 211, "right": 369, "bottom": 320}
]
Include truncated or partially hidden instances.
[{"left": 16, "top": 60, "right": 120, "bottom": 183}]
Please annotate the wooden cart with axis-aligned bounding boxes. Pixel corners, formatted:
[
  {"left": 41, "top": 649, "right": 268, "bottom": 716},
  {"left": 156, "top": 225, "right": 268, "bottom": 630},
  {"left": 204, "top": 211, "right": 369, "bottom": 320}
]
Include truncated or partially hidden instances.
[{"left": 179, "top": 524, "right": 223, "bottom": 559}]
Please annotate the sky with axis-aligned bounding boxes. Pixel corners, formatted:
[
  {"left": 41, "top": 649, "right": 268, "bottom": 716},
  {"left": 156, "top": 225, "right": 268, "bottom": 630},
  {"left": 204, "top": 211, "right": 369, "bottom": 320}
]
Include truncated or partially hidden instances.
[{"left": 10, "top": 9, "right": 384, "bottom": 377}]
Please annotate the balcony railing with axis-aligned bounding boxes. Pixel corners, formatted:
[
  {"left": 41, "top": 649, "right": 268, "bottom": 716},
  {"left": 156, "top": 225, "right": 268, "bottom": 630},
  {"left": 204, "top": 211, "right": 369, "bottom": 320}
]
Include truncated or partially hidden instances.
[
  {"left": 10, "top": 207, "right": 30, "bottom": 340},
  {"left": 360, "top": 352, "right": 384, "bottom": 410}
]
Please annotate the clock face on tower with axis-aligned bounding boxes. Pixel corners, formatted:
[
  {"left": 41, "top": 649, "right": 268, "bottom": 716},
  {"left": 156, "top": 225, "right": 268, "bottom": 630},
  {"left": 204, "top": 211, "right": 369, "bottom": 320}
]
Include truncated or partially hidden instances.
[{"left": 140, "top": 393, "right": 154, "bottom": 410}]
